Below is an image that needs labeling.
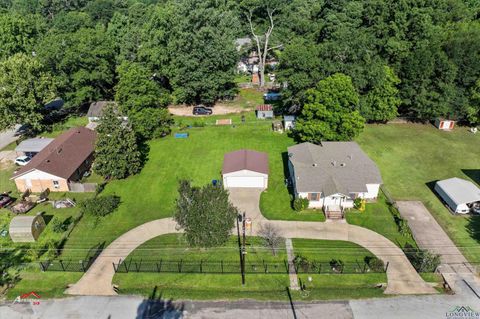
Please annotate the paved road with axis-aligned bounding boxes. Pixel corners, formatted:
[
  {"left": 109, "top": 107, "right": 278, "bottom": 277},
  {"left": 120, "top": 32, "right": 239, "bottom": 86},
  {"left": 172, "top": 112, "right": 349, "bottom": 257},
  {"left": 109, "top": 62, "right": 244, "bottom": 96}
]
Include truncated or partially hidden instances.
[
  {"left": 66, "top": 189, "right": 435, "bottom": 296},
  {"left": 0, "top": 125, "right": 22, "bottom": 150},
  {"left": 397, "top": 201, "right": 480, "bottom": 296},
  {"left": 1, "top": 293, "right": 479, "bottom": 319}
]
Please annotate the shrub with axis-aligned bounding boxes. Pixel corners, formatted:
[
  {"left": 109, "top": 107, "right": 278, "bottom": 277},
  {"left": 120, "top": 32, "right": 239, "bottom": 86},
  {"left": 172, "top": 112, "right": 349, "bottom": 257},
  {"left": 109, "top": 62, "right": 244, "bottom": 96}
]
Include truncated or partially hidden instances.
[
  {"left": 329, "top": 259, "right": 344, "bottom": 273},
  {"left": 293, "top": 255, "right": 311, "bottom": 272},
  {"left": 403, "top": 244, "right": 440, "bottom": 272},
  {"left": 80, "top": 195, "right": 121, "bottom": 217},
  {"left": 364, "top": 256, "right": 385, "bottom": 272},
  {"left": 293, "top": 197, "right": 309, "bottom": 211},
  {"left": 51, "top": 217, "right": 72, "bottom": 233}
]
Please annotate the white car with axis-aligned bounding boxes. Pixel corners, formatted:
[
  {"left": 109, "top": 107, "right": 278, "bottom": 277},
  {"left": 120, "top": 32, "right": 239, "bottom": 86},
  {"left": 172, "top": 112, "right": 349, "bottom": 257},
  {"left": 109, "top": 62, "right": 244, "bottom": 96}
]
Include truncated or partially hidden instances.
[{"left": 15, "top": 155, "right": 31, "bottom": 166}]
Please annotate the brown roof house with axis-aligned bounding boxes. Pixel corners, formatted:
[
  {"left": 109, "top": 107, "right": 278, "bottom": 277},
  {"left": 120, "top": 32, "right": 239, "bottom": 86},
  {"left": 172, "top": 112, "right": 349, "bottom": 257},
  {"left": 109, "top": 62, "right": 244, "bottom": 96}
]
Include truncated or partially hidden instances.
[
  {"left": 287, "top": 142, "right": 382, "bottom": 217},
  {"left": 11, "top": 127, "right": 97, "bottom": 193},
  {"left": 222, "top": 149, "right": 269, "bottom": 189}
]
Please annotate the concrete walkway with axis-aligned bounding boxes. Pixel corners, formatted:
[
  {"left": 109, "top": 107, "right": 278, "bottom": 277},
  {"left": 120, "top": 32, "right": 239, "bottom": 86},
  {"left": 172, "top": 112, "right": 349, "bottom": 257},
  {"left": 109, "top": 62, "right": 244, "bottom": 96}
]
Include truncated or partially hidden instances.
[
  {"left": 285, "top": 238, "right": 300, "bottom": 291},
  {"left": 66, "top": 190, "right": 436, "bottom": 296},
  {"left": 397, "top": 201, "right": 480, "bottom": 297}
]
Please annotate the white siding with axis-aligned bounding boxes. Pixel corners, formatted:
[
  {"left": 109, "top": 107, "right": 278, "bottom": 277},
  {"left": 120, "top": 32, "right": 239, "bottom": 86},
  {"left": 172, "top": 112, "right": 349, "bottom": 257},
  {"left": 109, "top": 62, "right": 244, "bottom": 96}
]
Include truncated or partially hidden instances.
[
  {"left": 15, "top": 169, "right": 63, "bottom": 181},
  {"left": 298, "top": 192, "right": 354, "bottom": 209},
  {"left": 357, "top": 184, "right": 380, "bottom": 200},
  {"left": 223, "top": 170, "right": 268, "bottom": 189}
]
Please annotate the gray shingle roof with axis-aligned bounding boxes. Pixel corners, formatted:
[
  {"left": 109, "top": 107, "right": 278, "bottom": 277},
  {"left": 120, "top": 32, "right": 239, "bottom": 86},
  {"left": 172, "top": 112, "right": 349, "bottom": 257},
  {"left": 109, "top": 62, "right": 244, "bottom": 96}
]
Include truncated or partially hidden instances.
[
  {"left": 288, "top": 142, "right": 382, "bottom": 195},
  {"left": 87, "top": 101, "right": 117, "bottom": 118},
  {"left": 435, "top": 177, "right": 480, "bottom": 205},
  {"left": 15, "top": 138, "right": 54, "bottom": 153}
]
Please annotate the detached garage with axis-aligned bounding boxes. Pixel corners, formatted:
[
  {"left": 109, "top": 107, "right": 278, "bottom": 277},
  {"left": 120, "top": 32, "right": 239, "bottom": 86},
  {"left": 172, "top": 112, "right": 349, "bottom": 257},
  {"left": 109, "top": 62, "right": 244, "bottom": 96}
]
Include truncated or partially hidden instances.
[
  {"left": 434, "top": 177, "right": 480, "bottom": 214},
  {"left": 222, "top": 149, "right": 268, "bottom": 189}
]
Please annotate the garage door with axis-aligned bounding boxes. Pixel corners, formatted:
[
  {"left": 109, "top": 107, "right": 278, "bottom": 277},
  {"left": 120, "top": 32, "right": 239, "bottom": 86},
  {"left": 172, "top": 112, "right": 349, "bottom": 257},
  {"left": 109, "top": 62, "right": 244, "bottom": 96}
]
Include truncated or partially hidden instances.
[{"left": 224, "top": 176, "right": 265, "bottom": 188}]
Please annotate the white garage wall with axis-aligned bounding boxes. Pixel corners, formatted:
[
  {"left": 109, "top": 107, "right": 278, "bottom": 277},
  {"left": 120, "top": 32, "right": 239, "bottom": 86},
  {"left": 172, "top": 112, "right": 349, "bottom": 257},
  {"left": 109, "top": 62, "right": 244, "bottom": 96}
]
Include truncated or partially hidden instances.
[{"left": 223, "top": 170, "right": 268, "bottom": 189}]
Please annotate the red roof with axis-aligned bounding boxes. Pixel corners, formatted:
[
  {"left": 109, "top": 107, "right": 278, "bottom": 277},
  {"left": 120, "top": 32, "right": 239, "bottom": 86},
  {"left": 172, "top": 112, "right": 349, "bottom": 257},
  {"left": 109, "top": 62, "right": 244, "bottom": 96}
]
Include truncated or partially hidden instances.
[
  {"left": 12, "top": 127, "right": 96, "bottom": 180},
  {"left": 256, "top": 104, "right": 273, "bottom": 111},
  {"left": 222, "top": 149, "right": 269, "bottom": 175}
]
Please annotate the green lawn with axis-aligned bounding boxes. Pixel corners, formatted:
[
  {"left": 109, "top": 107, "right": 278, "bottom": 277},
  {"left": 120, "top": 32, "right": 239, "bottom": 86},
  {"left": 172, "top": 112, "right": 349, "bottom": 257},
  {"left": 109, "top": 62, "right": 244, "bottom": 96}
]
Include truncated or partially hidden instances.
[
  {"left": 41, "top": 116, "right": 88, "bottom": 138},
  {"left": 356, "top": 123, "right": 480, "bottom": 262},
  {"left": 221, "top": 88, "right": 264, "bottom": 109},
  {"left": 61, "top": 114, "right": 297, "bottom": 259},
  {"left": 346, "top": 193, "right": 416, "bottom": 248},
  {"left": 293, "top": 239, "right": 375, "bottom": 263}
]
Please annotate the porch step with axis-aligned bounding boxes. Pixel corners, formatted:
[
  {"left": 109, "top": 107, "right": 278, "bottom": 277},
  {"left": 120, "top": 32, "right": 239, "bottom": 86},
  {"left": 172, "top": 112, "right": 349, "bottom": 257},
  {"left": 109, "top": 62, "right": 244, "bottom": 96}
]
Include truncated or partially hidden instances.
[{"left": 327, "top": 211, "right": 343, "bottom": 219}]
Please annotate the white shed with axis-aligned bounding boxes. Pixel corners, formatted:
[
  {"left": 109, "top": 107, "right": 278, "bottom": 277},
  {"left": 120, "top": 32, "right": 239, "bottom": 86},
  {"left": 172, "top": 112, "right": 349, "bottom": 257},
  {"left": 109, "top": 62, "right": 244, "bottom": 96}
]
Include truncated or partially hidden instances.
[
  {"left": 283, "top": 115, "right": 296, "bottom": 130},
  {"left": 256, "top": 105, "right": 274, "bottom": 119},
  {"left": 222, "top": 149, "right": 269, "bottom": 189},
  {"left": 9, "top": 214, "right": 46, "bottom": 242},
  {"left": 434, "top": 178, "right": 480, "bottom": 214}
]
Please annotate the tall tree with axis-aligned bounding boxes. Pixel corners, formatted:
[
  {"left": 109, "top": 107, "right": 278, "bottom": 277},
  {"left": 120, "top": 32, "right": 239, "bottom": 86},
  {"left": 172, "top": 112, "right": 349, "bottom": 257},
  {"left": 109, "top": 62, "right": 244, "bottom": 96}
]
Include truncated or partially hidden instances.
[
  {"left": 140, "top": 0, "right": 239, "bottom": 105},
  {"left": 37, "top": 25, "right": 115, "bottom": 108},
  {"left": 115, "top": 61, "right": 170, "bottom": 112},
  {"left": 0, "top": 53, "right": 57, "bottom": 131},
  {"left": 0, "top": 13, "right": 45, "bottom": 60},
  {"left": 242, "top": 0, "right": 285, "bottom": 87},
  {"left": 174, "top": 180, "right": 238, "bottom": 248},
  {"left": 94, "top": 104, "right": 141, "bottom": 179},
  {"left": 294, "top": 73, "right": 364, "bottom": 142},
  {"left": 360, "top": 66, "right": 401, "bottom": 122}
]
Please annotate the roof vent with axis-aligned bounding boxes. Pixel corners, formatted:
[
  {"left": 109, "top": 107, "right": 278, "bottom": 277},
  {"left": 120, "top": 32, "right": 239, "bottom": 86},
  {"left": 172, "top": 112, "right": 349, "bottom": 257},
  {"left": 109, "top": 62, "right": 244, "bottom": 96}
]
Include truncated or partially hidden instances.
[
  {"left": 57, "top": 148, "right": 62, "bottom": 154},
  {"left": 312, "top": 163, "right": 317, "bottom": 167},
  {"left": 340, "top": 163, "right": 346, "bottom": 167},
  {"left": 331, "top": 161, "right": 337, "bottom": 167},
  {"left": 347, "top": 155, "right": 352, "bottom": 160}
]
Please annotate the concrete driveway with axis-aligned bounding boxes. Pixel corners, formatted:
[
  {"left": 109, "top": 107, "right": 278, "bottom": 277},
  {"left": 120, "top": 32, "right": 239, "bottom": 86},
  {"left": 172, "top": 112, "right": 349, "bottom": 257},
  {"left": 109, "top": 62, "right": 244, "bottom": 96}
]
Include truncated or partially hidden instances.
[
  {"left": 66, "top": 189, "right": 436, "bottom": 296},
  {"left": 397, "top": 201, "right": 480, "bottom": 296}
]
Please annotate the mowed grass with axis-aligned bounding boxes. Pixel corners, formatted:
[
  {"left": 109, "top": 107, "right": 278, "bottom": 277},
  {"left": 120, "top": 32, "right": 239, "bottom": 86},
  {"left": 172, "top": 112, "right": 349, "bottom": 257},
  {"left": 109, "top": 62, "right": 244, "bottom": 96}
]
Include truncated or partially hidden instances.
[
  {"left": 61, "top": 114, "right": 297, "bottom": 259},
  {"left": 293, "top": 239, "right": 375, "bottom": 263},
  {"left": 356, "top": 123, "right": 480, "bottom": 262},
  {"left": 346, "top": 193, "right": 417, "bottom": 248}
]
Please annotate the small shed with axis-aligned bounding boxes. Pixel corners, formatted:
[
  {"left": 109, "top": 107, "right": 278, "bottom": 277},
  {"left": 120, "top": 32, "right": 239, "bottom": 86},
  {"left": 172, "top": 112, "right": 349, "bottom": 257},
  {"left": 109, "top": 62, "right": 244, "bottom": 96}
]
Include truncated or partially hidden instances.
[
  {"left": 222, "top": 149, "right": 269, "bottom": 189},
  {"left": 434, "top": 177, "right": 480, "bottom": 214},
  {"left": 256, "top": 105, "right": 273, "bottom": 119},
  {"left": 15, "top": 138, "right": 54, "bottom": 157},
  {"left": 9, "top": 214, "right": 46, "bottom": 242},
  {"left": 283, "top": 115, "right": 296, "bottom": 130},
  {"left": 435, "top": 119, "right": 455, "bottom": 130}
]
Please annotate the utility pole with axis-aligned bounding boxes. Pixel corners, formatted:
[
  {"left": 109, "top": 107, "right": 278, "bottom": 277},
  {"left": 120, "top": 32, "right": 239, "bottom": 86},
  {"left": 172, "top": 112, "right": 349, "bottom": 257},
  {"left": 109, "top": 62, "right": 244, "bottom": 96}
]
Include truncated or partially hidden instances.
[{"left": 237, "top": 212, "right": 247, "bottom": 286}]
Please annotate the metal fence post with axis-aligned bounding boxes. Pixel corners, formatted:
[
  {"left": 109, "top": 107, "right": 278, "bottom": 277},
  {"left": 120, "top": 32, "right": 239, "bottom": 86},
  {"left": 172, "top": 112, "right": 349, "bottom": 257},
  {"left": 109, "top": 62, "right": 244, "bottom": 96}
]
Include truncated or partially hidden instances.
[
  {"left": 385, "top": 261, "right": 389, "bottom": 273},
  {"left": 112, "top": 262, "right": 117, "bottom": 273},
  {"left": 60, "top": 260, "right": 65, "bottom": 271}
]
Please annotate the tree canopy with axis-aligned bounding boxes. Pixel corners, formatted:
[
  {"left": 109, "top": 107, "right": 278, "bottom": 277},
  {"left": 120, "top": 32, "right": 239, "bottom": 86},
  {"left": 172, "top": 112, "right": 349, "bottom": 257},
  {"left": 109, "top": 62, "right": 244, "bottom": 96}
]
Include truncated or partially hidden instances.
[
  {"left": 294, "top": 73, "right": 364, "bottom": 142},
  {"left": 174, "top": 180, "right": 238, "bottom": 248}
]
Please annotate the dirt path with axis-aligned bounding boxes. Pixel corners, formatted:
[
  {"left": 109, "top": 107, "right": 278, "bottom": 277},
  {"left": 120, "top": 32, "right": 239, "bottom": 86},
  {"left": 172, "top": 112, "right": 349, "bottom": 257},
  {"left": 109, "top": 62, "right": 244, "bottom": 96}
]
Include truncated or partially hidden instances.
[
  {"left": 66, "top": 190, "right": 436, "bottom": 296},
  {"left": 168, "top": 105, "right": 251, "bottom": 116}
]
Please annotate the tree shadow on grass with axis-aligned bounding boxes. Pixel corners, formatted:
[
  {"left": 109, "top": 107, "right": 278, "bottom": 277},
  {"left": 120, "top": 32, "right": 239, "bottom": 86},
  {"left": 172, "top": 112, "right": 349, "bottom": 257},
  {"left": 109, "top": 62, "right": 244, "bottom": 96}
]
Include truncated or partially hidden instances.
[
  {"left": 462, "top": 169, "right": 480, "bottom": 185},
  {"left": 136, "top": 286, "right": 184, "bottom": 319},
  {"left": 466, "top": 215, "right": 480, "bottom": 244},
  {"left": 85, "top": 241, "right": 106, "bottom": 269}
]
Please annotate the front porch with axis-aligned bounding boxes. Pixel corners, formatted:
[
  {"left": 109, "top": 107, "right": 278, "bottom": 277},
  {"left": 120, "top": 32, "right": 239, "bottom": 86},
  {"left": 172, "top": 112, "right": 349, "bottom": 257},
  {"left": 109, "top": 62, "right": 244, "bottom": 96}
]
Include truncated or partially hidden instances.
[{"left": 324, "top": 204, "right": 345, "bottom": 220}]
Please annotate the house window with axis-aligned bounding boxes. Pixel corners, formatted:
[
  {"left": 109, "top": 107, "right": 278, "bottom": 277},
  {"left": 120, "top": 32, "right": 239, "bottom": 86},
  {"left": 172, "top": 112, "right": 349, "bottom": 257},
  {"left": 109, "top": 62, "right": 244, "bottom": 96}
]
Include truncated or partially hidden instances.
[
  {"left": 53, "top": 180, "right": 59, "bottom": 189},
  {"left": 309, "top": 193, "right": 320, "bottom": 201}
]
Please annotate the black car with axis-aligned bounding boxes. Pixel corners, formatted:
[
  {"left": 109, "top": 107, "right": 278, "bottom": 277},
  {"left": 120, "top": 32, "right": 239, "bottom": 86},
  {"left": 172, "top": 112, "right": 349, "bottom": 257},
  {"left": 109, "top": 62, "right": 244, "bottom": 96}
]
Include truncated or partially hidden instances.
[{"left": 192, "top": 106, "right": 213, "bottom": 115}]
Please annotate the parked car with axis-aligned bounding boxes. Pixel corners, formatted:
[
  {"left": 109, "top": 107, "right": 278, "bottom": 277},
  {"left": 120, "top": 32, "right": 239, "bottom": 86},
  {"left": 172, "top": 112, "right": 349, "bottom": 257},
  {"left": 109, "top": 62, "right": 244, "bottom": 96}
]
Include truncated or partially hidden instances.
[
  {"left": 193, "top": 106, "right": 213, "bottom": 115},
  {"left": 0, "top": 194, "right": 13, "bottom": 208},
  {"left": 263, "top": 92, "right": 281, "bottom": 101},
  {"left": 15, "top": 156, "right": 31, "bottom": 166}
]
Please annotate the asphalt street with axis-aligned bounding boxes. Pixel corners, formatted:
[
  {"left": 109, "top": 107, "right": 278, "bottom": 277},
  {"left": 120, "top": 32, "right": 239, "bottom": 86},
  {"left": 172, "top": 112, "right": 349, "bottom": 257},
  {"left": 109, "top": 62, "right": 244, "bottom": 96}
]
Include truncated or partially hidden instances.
[
  {"left": 1, "top": 292, "right": 479, "bottom": 319},
  {"left": 0, "top": 125, "right": 22, "bottom": 150}
]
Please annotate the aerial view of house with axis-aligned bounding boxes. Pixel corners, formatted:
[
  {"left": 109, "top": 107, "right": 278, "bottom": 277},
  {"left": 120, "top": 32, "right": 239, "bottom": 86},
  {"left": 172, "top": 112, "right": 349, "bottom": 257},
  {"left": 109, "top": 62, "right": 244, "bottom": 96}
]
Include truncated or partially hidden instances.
[
  {"left": 11, "top": 127, "right": 96, "bottom": 192},
  {"left": 0, "top": 1, "right": 479, "bottom": 318},
  {"left": 287, "top": 142, "right": 382, "bottom": 215}
]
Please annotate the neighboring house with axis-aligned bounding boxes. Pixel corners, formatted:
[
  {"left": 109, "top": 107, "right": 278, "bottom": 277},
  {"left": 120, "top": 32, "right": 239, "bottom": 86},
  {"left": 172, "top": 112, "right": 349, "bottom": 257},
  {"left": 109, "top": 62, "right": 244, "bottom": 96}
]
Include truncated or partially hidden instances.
[
  {"left": 435, "top": 118, "right": 455, "bottom": 130},
  {"left": 283, "top": 115, "right": 296, "bottom": 130},
  {"left": 256, "top": 104, "right": 273, "bottom": 119},
  {"left": 235, "top": 37, "right": 251, "bottom": 52},
  {"left": 287, "top": 142, "right": 383, "bottom": 215},
  {"left": 15, "top": 138, "right": 54, "bottom": 158},
  {"left": 87, "top": 101, "right": 128, "bottom": 130},
  {"left": 11, "top": 127, "right": 96, "bottom": 193},
  {"left": 222, "top": 149, "right": 269, "bottom": 189},
  {"left": 434, "top": 177, "right": 480, "bottom": 214}
]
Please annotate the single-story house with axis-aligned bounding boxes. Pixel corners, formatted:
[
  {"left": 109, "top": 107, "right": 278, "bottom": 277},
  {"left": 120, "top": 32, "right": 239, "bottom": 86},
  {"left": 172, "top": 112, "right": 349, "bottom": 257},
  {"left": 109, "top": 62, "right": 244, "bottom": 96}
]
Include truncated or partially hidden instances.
[
  {"left": 222, "top": 149, "right": 269, "bottom": 189},
  {"left": 283, "top": 115, "right": 296, "bottom": 130},
  {"left": 9, "top": 214, "right": 46, "bottom": 242},
  {"left": 287, "top": 142, "right": 383, "bottom": 214},
  {"left": 11, "top": 127, "right": 96, "bottom": 193},
  {"left": 434, "top": 177, "right": 480, "bottom": 214},
  {"left": 256, "top": 105, "right": 273, "bottom": 119},
  {"left": 435, "top": 118, "right": 455, "bottom": 130},
  {"left": 15, "top": 138, "right": 54, "bottom": 157}
]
